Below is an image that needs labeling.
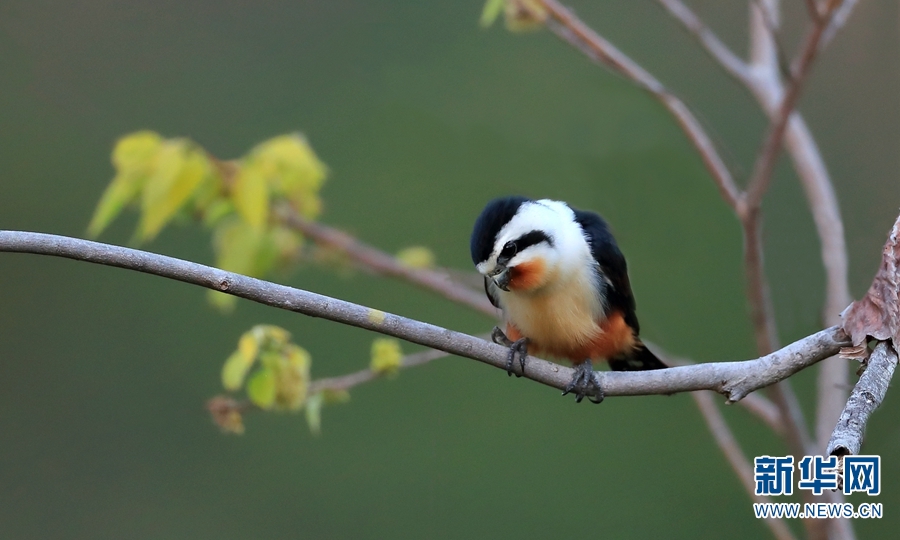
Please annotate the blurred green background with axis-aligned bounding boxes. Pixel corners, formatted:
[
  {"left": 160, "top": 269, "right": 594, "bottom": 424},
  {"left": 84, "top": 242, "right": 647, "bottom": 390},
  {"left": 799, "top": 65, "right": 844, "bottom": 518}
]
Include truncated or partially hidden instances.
[{"left": 1, "top": 1, "right": 898, "bottom": 538}]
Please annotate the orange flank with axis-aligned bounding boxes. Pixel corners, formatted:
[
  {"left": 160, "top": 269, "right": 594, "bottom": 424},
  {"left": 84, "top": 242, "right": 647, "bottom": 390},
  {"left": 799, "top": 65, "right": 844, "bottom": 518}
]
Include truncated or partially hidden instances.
[
  {"left": 508, "top": 258, "right": 546, "bottom": 291},
  {"left": 507, "top": 310, "right": 637, "bottom": 365}
]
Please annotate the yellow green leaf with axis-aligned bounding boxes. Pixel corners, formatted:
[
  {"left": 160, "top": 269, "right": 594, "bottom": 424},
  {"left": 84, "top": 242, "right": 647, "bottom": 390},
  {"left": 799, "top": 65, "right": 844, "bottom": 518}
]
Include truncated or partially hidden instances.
[
  {"left": 275, "top": 344, "right": 311, "bottom": 409},
  {"left": 212, "top": 217, "right": 264, "bottom": 276},
  {"left": 207, "top": 290, "right": 237, "bottom": 312},
  {"left": 284, "top": 343, "right": 312, "bottom": 371},
  {"left": 258, "top": 325, "right": 291, "bottom": 346},
  {"left": 370, "top": 338, "right": 403, "bottom": 376},
  {"left": 395, "top": 246, "right": 436, "bottom": 269},
  {"left": 250, "top": 134, "right": 327, "bottom": 220},
  {"left": 304, "top": 392, "right": 324, "bottom": 435},
  {"left": 138, "top": 140, "right": 211, "bottom": 241},
  {"left": 201, "top": 198, "right": 234, "bottom": 227},
  {"left": 87, "top": 131, "right": 163, "bottom": 237},
  {"left": 88, "top": 175, "right": 142, "bottom": 238},
  {"left": 222, "top": 350, "right": 255, "bottom": 391},
  {"left": 112, "top": 131, "right": 164, "bottom": 170},
  {"left": 269, "top": 225, "right": 303, "bottom": 264},
  {"left": 480, "top": 0, "right": 505, "bottom": 27},
  {"left": 247, "top": 368, "right": 277, "bottom": 409},
  {"left": 231, "top": 160, "right": 270, "bottom": 231},
  {"left": 192, "top": 172, "right": 225, "bottom": 212},
  {"left": 238, "top": 331, "right": 260, "bottom": 364}
]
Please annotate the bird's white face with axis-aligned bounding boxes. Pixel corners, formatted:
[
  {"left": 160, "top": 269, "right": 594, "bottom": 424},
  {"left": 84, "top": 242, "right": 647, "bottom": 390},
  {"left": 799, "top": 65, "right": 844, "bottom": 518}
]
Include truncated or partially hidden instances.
[{"left": 476, "top": 200, "right": 591, "bottom": 293}]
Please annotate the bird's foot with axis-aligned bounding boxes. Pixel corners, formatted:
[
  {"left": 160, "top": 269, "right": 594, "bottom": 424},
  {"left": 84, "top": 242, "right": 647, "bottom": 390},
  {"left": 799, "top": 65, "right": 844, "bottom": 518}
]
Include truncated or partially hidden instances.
[
  {"left": 491, "top": 326, "right": 528, "bottom": 378},
  {"left": 562, "top": 360, "right": 604, "bottom": 404}
]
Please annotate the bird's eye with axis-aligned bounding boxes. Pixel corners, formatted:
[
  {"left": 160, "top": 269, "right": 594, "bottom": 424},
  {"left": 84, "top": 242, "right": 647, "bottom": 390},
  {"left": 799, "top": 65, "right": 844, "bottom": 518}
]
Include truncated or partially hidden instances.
[{"left": 500, "top": 241, "right": 517, "bottom": 259}]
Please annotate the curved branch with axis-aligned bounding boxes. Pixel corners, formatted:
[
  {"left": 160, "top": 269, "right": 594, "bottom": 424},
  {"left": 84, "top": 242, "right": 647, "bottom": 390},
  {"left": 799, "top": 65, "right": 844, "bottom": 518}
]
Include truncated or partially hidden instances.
[
  {"left": 536, "top": 0, "right": 741, "bottom": 210},
  {"left": 827, "top": 342, "right": 898, "bottom": 456},
  {"left": 743, "top": 0, "right": 841, "bottom": 210},
  {"left": 655, "top": 0, "right": 752, "bottom": 85},
  {"left": 0, "top": 230, "right": 849, "bottom": 400},
  {"left": 692, "top": 391, "right": 797, "bottom": 540},
  {"left": 309, "top": 348, "right": 451, "bottom": 394},
  {"left": 275, "top": 206, "right": 496, "bottom": 317}
]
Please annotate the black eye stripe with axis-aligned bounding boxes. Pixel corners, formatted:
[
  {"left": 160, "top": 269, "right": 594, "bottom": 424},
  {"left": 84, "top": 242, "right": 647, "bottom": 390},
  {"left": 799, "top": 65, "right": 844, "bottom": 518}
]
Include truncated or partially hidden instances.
[
  {"left": 514, "top": 230, "right": 553, "bottom": 251},
  {"left": 498, "top": 230, "right": 552, "bottom": 264}
]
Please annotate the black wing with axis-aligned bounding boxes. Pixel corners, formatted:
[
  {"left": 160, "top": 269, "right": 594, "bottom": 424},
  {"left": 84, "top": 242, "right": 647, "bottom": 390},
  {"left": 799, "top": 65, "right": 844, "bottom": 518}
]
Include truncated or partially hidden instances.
[{"left": 572, "top": 209, "right": 640, "bottom": 334}]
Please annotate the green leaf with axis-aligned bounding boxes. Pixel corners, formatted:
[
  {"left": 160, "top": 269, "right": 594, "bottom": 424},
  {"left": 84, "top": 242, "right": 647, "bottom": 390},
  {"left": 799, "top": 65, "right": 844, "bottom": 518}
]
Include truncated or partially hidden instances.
[
  {"left": 304, "top": 392, "right": 324, "bottom": 435},
  {"left": 87, "top": 131, "right": 163, "bottom": 237},
  {"left": 212, "top": 217, "right": 265, "bottom": 276},
  {"left": 201, "top": 198, "right": 234, "bottom": 228},
  {"left": 112, "top": 131, "right": 164, "bottom": 170},
  {"left": 257, "top": 325, "right": 291, "bottom": 347},
  {"left": 370, "top": 338, "right": 403, "bottom": 376},
  {"left": 88, "top": 175, "right": 143, "bottom": 238},
  {"left": 209, "top": 218, "right": 275, "bottom": 311},
  {"left": 269, "top": 225, "right": 304, "bottom": 265},
  {"left": 480, "top": 0, "right": 505, "bottom": 27},
  {"left": 231, "top": 159, "right": 270, "bottom": 231},
  {"left": 250, "top": 133, "right": 328, "bottom": 220},
  {"left": 138, "top": 140, "right": 211, "bottom": 241},
  {"left": 238, "top": 331, "right": 260, "bottom": 364},
  {"left": 222, "top": 350, "right": 255, "bottom": 391},
  {"left": 207, "top": 290, "right": 237, "bottom": 312},
  {"left": 247, "top": 367, "right": 277, "bottom": 409},
  {"left": 274, "top": 344, "right": 311, "bottom": 409}
]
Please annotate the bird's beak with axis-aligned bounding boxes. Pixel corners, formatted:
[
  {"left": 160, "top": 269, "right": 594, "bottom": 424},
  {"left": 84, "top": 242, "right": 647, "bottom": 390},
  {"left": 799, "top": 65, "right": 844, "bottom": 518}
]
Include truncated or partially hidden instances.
[{"left": 490, "top": 266, "right": 510, "bottom": 291}]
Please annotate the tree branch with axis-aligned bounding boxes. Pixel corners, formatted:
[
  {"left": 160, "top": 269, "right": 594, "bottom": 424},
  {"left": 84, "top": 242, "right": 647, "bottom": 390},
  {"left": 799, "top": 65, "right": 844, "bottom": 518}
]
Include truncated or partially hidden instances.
[
  {"left": 692, "top": 391, "right": 797, "bottom": 540},
  {"left": 827, "top": 342, "right": 899, "bottom": 457},
  {"left": 274, "top": 205, "right": 496, "bottom": 318},
  {"left": 742, "top": 0, "right": 841, "bottom": 211},
  {"left": 309, "top": 348, "right": 451, "bottom": 394},
  {"left": 654, "top": 0, "right": 752, "bottom": 85},
  {"left": 535, "top": 0, "right": 741, "bottom": 210},
  {"left": 0, "top": 230, "right": 850, "bottom": 400}
]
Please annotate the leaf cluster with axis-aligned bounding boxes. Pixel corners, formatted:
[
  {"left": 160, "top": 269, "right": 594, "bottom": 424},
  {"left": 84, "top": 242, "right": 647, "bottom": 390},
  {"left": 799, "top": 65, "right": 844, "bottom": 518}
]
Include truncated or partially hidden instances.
[{"left": 88, "top": 131, "right": 328, "bottom": 310}]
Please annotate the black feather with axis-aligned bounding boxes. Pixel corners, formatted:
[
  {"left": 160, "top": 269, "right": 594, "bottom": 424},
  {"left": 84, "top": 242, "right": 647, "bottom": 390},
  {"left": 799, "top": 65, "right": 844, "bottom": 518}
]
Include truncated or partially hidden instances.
[
  {"left": 470, "top": 196, "right": 531, "bottom": 265},
  {"left": 608, "top": 343, "right": 667, "bottom": 371},
  {"left": 572, "top": 209, "right": 640, "bottom": 333},
  {"left": 573, "top": 207, "right": 666, "bottom": 371}
]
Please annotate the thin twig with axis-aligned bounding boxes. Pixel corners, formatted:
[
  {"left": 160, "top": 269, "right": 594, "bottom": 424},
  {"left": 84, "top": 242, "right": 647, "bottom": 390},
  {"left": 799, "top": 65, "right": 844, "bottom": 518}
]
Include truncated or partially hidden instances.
[
  {"left": 660, "top": 350, "right": 786, "bottom": 433},
  {"left": 692, "top": 391, "right": 797, "bottom": 540},
  {"left": 275, "top": 205, "right": 496, "bottom": 317},
  {"left": 536, "top": 0, "right": 741, "bottom": 210},
  {"left": 821, "top": 0, "right": 860, "bottom": 49},
  {"left": 654, "top": 0, "right": 752, "bottom": 84},
  {"left": 743, "top": 0, "right": 841, "bottom": 211},
  {"left": 0, "top": 230, "right": 850, "bottom": 400},
  {"left": 309, "top": 348, "right": 451, "bottom": 394},
  {"left": 827, "top": 342, "right": 899, "bottom": 456}
]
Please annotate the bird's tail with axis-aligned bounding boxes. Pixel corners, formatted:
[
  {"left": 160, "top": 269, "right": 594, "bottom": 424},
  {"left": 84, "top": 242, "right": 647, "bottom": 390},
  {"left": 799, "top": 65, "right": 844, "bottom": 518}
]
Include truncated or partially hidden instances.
[{"left": 608, "top": 341, "right": 667, "bottom": 371}]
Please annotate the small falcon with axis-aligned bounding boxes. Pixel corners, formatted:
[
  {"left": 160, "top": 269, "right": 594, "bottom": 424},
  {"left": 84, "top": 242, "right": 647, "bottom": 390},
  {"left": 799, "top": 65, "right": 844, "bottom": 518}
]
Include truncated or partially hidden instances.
[{"left": 470, "top": 196, "right": 666, "bottom": 402}]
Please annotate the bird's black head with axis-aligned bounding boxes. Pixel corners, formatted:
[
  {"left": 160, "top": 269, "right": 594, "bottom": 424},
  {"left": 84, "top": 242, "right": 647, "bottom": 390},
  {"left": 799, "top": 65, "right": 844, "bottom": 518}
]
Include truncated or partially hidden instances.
[{"left": 470, "top": 196, "right": 532, "bottom": 265}]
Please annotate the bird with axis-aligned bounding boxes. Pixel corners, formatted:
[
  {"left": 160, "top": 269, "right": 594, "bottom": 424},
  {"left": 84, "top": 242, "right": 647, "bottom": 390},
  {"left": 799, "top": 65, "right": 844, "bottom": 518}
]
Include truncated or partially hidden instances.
[{"left": 470, "top": 196, "right": 666, "bottom": 403}]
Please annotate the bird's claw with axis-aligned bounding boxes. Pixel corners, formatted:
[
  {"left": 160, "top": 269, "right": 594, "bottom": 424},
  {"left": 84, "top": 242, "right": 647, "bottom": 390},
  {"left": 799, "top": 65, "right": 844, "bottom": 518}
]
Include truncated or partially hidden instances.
[
  {"left": 491, "top": 326, "right": 513, "bottom": 347},
  {"left": 562, "top": 360, "right": 604, "bottom": 404},
  {"left": 491, "top": 326, "right": 528, "bottom": 378}
]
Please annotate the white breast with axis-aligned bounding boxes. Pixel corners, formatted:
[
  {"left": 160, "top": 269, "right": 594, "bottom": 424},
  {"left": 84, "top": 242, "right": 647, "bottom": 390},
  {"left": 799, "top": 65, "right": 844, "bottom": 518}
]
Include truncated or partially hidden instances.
[{"left": 500, "top": 266, "right": 605, "bottom": 350}]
